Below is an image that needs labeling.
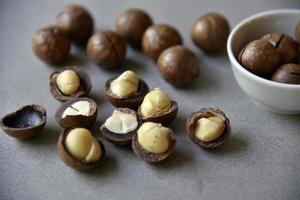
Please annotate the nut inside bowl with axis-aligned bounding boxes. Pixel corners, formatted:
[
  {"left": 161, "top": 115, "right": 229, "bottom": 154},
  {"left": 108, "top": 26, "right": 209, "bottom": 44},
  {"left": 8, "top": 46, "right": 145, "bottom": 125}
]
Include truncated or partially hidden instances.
[{"left": 227, "top": 9, "right": 300, "bottom": 114}]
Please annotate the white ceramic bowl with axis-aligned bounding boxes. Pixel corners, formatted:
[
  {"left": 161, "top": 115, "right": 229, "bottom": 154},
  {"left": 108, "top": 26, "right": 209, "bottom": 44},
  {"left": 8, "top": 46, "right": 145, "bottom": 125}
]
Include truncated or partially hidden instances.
[{"left": 227, "top": 9, "right": 300, "bottom": 115}]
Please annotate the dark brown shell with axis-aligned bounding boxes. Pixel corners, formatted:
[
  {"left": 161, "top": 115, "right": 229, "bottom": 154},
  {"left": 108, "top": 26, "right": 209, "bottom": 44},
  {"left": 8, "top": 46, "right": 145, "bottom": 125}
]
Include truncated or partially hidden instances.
[
  {"left": 0, "top": 104, "right": 47, "bottom": 139},
  {"left": 132, "top": 126, "right": 176, "bottom": 163},
  {"left": 271, "top": 63, "right": 300, "bottom": 84},
  {"left": 55, "top": 97, "right": 98, "bottom": 128},
  {"left": 137, "top": 101, "right": 178, "bottom": 126},
  {"left": 186, "top": 108, "right": 231, "bottom": 148},
  {"left": 49, "top": 66, "right": 92, "bottom": 102},
  {"left": 100, "top": 108, "right": 142, "bottom": 145},
  {"left": 57, "top": 128, "right": 105, "bottom": 170},
  {"left": 104, "top": 77, "right": 149, "bottom": 110}
]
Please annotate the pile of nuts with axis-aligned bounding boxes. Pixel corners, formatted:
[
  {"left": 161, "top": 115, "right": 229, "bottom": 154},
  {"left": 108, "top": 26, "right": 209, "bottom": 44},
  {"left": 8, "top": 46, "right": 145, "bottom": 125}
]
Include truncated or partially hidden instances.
[{"left": 0, "top": 4, "right": 234, "bottom": 170}]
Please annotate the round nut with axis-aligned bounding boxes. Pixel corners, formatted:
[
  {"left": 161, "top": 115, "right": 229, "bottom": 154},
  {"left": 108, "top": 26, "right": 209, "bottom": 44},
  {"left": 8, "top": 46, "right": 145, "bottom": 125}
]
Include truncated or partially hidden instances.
[
  {"left": 142, "top": 24, "right": 182, "bottom": 61},
  {"left": 140, "top": 88, "right": 171, "bottom": 117},
  {"left": 116, "top": 8, "right": 153, "bottom": 48},
  {"left": 87, "top": 31, "right": 126, "bottom": 69},
  {"left": 56, "top": 4, "right": 94, "bottom": 44},
  {"left": 56, "top": 70, "right": 80, "bottom": 95},
  {"left": 195, "top": 116, "right": 225, "bottom": 142},
  {"left": 158, "top": 45, "right": 199, "bottom": 87},
  {"left": 271, "top": 63, "right": 300, "bottom": 84},
  {"left": 191, "top": 13, "right": 230, "bottom": 52},
  {"left": 32, "top": 26, "right": 71, "bottom": 64},
  {"left": 239, "top": 39, "right": 280, "bottom": 77},
  {"left": 110, "top": 70, "right": 139, "bottom": 98},
  {"left": 65, "top": 128, "right": 102, "bottom": 162}
]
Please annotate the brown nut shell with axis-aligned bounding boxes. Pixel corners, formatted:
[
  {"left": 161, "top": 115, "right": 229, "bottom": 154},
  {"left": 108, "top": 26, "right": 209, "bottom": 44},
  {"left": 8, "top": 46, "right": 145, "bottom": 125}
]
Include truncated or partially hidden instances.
[
  {"left": 49, "top": 66, "right": 92, "bottom": 102},
  {"left": 142, "top": 24, "right": 182, "bottom": 61},
  {"left": 132, "top": 126, "right": 176, "bottom": 163},
  {"left": 56, "top": 4, "right": 94, "bottom": 45},
  {"left": 57, "top": 128, "right": 105, "bottom": 170},
  {"left": 138, "top": 101, "right": 178, "bottom": 126},
  {"left": 271, "top": 63, "right": 300, "bottom": 84},
  {"left": 0, "top": 104, "right": 47, "bottom": 139},
  {"left": 87, "top": 31, "right": 127, "bottom": 69},
  {"left": 104, "top": 77, "right": 149, "bottom": 110},
  {"left": 32, "top": 26, "right": 71, "bottom": 64},
  {"left": 55, "top": 97, "right": 98, "bottom": 128},
  {"left": 158, "top": 45, "right": 199, "bottom": 87},
  {"left": 100, "top": 108, "right": 142, "bottom": 145},
  {"left": 261, "top": 33, "right": 299, "bottom": 64},
  {"left": 295, "top": 21, "right": 300, "bottom": 44},
  {"left": 186, "top": 108, "right": 231, "bottom": 148}
]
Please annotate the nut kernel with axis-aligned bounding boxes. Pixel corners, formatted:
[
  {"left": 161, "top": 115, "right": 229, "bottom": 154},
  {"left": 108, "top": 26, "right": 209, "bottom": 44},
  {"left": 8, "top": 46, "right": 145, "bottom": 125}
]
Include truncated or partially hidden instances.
[
  {"left": 62, "top": 101, "right": 91, "bottom": 118},
  {"left": 104, "top": 110, "right": 138, "bottom": 134},
  {"left": 195, "top": 117, "right": 225, "bottom": 142},
  {"left": 56, "top": 70, "right": 80, "bottom": 95},
  {"left": 110, "top": 70, "right": 139, "bottom": 98},
  {"left": 65, "top": 128, "right": 101, "bottom": 162},
  {"left": 140, "top": 88, "right": 171, "bottom": 117},
  {"left": 137, "top": 122, "right": 169, "bottom": 154}
]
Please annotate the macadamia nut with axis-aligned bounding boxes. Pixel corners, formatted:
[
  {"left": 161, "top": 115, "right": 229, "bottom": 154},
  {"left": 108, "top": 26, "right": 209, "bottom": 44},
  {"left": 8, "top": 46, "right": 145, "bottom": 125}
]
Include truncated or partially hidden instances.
[
  {"left": 140, "top": 88, "right": 171, "bottom": 117},
  {"left": 65, "top": 128, "right": 101, "bottom": 162},
  {"left": 62, "top": 101, "right": 91, "bottom": 118},
  {"left": 137, "top": 122, "right": 169, "bottom": 154},
  {"left": 195, "top": 117, "right": 225, "bottom": 142},
  {"left": 110, "top": 70, "right": 139, "bottom": 98},
  {"left": 104, "top": 110, "right": 138, "bottom": 134},
  {"left": 56, "top": 70, "right": 80, "bottom": 95}
]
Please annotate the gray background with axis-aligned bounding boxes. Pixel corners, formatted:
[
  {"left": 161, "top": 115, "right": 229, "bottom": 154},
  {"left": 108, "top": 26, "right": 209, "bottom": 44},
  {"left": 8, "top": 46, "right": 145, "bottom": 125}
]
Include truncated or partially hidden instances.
[{"left": 0, "top": 0, "right": 300, "bottom": 200}]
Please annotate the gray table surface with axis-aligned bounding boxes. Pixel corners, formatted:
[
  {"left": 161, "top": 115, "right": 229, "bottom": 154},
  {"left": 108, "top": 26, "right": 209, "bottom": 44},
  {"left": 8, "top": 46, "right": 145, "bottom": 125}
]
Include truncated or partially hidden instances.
[{"left": 1, "top": 0, "right": 300, "bottom": 200}]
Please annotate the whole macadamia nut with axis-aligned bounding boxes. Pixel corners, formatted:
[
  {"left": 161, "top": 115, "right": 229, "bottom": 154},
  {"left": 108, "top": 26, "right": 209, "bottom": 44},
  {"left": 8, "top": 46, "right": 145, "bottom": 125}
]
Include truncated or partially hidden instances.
[
  {"left": 261, "top": 33, "right": 299, "bottom": 64},
  {"left": 116, "top": 8, "right": 153, "bottom": 48},
  {"left": 32, "top": 26, "right": 71, "bottom": 64},
  {"left": 271, "top": 64, "right": 300, "bottom": 84},
  {"left": 239, "top": 39, "right": 280, "bottom": 76},
  {"left": 142, "top": 24, "right": 182, "bottom": 60},
  {"left": 56, "top": 70, "right": 80, "bottom": 95},
  {"left": 158, "top": 45, "right": 199, "bottom": 87},
  {"left": 191, "top": 13, "right": 230, "bottom": 52},
  {"left": 56, "top": 4, "right": 94, "bottom": 45},
  {"left": 87, "top": 31, "right": 126, "bottom": 69}
]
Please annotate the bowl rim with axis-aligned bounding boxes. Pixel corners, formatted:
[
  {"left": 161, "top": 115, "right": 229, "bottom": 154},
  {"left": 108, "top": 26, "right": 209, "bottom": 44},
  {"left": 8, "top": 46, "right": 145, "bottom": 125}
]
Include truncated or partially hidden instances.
[{"left": 227, "top": 9, "right": 300, "bottom": 89}]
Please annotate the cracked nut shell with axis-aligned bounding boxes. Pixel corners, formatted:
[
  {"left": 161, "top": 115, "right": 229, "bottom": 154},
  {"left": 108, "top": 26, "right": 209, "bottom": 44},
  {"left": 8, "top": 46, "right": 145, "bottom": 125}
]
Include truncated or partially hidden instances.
[
  {"left": 87, "top": 31, "right": 126, "bottom": 69},
  {"left": 142, "top": 24, "right": 182, "bottom": 61},
  {"left": 55, "top": 97, "right": 98, "bottom": 128},
  {"left": 57, "top": 128, "right": 105, "bottom": 170},
  {"left": 116, "top": 8, "right": 153, "bottom": 48},
  {"left": 0, "top": 104, "right": 47, "bottom": 139},
  {"left": 158, "top": 45, "right": 199, "bottom": 87},
  {"left": 56, "top": 4, "right": 94, "bottom": 45},
  {"left": 104, "top": 76, "right": 149, "bottom": 110},
  {"left": 132, "top": 124, "right": 176, "bottom": 163},
  {"left": 32, "top": 26, "right": 71, "bottom": 64},
  {"left": 49, "top": 66, "right": 92, "bottom": 102},
  {"left": 100, "top": 108, "right": 142, "bottom": 145},
  {"left": 271, "top": 63, "right": 300, "bottom": 84},
  {"left": 186, "top": 108, "right": 231, "bottom": 148}
]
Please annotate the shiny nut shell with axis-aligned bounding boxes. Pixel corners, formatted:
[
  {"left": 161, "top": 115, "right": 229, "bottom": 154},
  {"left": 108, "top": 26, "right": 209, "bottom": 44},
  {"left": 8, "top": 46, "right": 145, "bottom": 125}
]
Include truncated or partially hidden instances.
[
  {"left": 55, "top": 97, "right": 98, "bottom": 128},
  {"left": 49, "top": 66, "right": 92, "bottom": 102},
  {"left": 132, "top": 127, "right": 176, "bottom": 163},
  {"left": 138, "top": 101, "right": 178, "bottom": 126},
  {"left": 104, "top": 77, "right": 149, "bottom": 110},
  {"left": 186, "top": 108, "right": 231, "bottom": 148},
  {"left": 57, "top": 128, "right": 105, "bottom": 170},
  {"left": 100, "top": 108, "right": 142, "bottom": 145},
  {"left": 0, "top": 104, "right": 47, "bottom": 139}
]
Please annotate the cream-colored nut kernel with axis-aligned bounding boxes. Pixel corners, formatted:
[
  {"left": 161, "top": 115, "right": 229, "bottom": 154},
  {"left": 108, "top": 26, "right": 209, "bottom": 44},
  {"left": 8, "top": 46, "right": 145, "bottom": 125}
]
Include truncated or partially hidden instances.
[
  {"left": 140, "top": 88, "right": 171, "bottom": 117},
  {"left": 195, "top": 117, "right": 225, "bottom": 142},
  {"left": 65, "top": 128, "right": 101, "bottom": 162},
  {"left": 56, "top": 70, "right": 80, "bottom": 95},
  {"left": 62, "top": 101, "right": 91, "bottom": 118},
  {"left": 104, "top": 110, "right": 138, "bottom": 134},
  {"left": 110, "top": 70, "right": 139, "bottom": 98},
  {"left": 137, "top": 122, "right": 169, "bottom": 154}
]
